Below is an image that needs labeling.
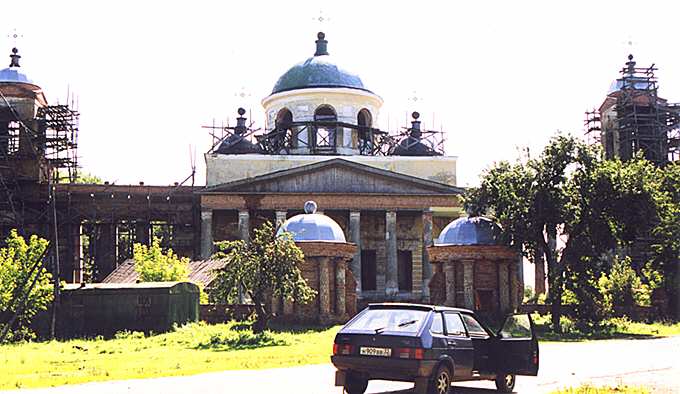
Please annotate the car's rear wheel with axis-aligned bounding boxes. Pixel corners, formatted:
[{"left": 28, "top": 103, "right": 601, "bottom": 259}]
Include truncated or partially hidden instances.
[
  {"left": 344, "top": 373, "right": 368, "bottom": 394},
  {"left": 428, "top": 364, "right": 451, "bottom": 394},
  {"left": 494, "top": 373, "right": 515, "bottom": 393}
]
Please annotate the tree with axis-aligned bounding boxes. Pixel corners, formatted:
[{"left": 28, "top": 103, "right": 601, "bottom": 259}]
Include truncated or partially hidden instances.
[
  {"left": 210, "top": 221, "right": 316, "bottom": 333},
  {"left": 133, "top": 238, "right": 189, "bottom": 282},
  {"left": 0, "top": 230, "right": 52, "bottom": 342},
  {"left": 466, "top": 134, "right": 663, "bottom": 330},
  {"left": 649, "top": 163, "right": 680, "bottom": 317}
]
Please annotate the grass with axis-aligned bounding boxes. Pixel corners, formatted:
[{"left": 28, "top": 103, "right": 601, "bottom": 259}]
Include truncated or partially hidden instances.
[
  {"left": 532, "top": 314, "right": 680, "bottom": 341},
  {"left": 550, "top": 384, "right": 650, "bottom": 393},
  {"left": 0, "top": 321, "right": 340, "bottom": 390}
]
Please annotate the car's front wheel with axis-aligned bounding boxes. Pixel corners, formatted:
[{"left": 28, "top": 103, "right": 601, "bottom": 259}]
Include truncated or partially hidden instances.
[
  {"left": 494, "top": 373, "right": 515, "bottom": 393},
  {"left": 428, "top": 364, "right": 451, "bottom": 394},
  {"left": 344, "top": 373, "right": 368, "bottom": 394}
]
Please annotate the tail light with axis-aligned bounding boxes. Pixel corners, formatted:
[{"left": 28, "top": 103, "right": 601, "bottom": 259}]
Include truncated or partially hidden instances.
[
  {"left": 333, "top": 343, "right": 353, "bottom": 355},
  {"left": 395, "top": 347, "right": 424, "bottom": 360},
  {"left": 532, "top": 351, "right": 538, "bottom": 365}
]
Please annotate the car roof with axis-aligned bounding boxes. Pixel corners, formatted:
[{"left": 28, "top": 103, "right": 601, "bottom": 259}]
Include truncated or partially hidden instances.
[{"left": 367, "top": 302, "right": 474, "bottom": 314}]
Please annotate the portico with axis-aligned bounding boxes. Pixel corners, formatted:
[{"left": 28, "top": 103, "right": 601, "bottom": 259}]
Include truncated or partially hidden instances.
[{"left": 198, "top": 158, "right": 463, "bottom": 302}]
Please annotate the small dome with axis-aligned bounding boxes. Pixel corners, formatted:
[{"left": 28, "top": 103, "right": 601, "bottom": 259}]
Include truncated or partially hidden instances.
[
  {"left": 215, "top": 135, "right": 261, "bottom": 154},
  {"left": 271, "top": 32, "right": 371, "bottom": 95},
  {"left": 0, "top": 67, "right": 33, "bottom": 84},
  {"left": 435, "top": 216, "right": 502, "bottom": 246},
  {"left": 277, "top": 201, "right": 346, "bottom": 242},
  {"left": 0, "top": 48, "right": 37, "bottom": 86},
  {"left": 392, "top": 137, "right": 438, "bottom": 156},
  {"left": 607, "top": 77, "right": 652, "bottom": 94}
]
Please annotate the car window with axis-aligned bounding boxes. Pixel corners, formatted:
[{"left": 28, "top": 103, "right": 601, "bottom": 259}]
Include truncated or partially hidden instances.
[
  {"left": 461, "top": 314, "right": 489, "bottom": 338},
  {"left": 443, "top": 313, "right": 466, "bottom": 337},
  {"left": 345, "top": 308, "right": 428, "bottom": 333},
  {"left": 499, "top": 314, "right": 533, "bottom": 339},
  {"left": 430, "top": 313, "right": 443, "bottom": 335}
]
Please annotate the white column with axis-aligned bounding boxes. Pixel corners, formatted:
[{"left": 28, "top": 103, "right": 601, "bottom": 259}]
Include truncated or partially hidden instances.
[
  {"left": 349, "top": 211, "right": 361, "bottom": 293},
  {"left": 499, "top": 262, "right": 510, "bottom": 312},
  {"left": 422, "top": 209, "right": 433, "bottom": 299},
  {"left": 238, "top": 210, "right": 250, "bottom": 242},
  {"left": 200, "top": 209, "right": 213, "bottom": 260},
  {"left": 385, "top": 211, "right": 398, "bottom": 296},
  {"left": 463, "top": 260, "right": 475, "bottom": 310},
  {"left": 275, "top": 210, "right": 287, "bottom": 229},
  {"left": 335, "top": 260, "right": 346, "bottom": 317},
  {"left": 444, "top": 262, "right": 456, "bottom": 307},
  {"left": 319, "top": 257, "right": 331, "bottom": 317}
]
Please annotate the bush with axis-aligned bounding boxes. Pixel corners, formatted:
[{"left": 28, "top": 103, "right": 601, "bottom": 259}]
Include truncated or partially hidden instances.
[
  {"left": 598, "top": 255, "right": 652, "bottom": 317},
  {"left": 133, "top": 238, "right": 189, "bottom": 282},
  {"left": 0, "top": 231, "right": 52, "bottom": 343}
]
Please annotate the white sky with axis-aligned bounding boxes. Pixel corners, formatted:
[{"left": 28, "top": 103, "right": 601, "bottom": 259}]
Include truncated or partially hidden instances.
[{"left": 5, "top": 0, "right": 680, "bottom": 187}]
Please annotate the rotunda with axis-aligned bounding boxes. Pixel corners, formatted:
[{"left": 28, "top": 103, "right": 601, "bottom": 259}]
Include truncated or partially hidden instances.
[
  {"left": 261, "top": 33, "right": 383, "bottom": 155},
  {"left": 427, "top": 216, "right": 521, "bottom": 314},
  {"left": 274, "top": 201, "right": 357, "bottom": 324}
]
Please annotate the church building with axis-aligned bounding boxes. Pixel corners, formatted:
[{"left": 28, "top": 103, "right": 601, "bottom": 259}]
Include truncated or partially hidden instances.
[{"left": 198, "top": 32, "right": 464, "bottom": 302}]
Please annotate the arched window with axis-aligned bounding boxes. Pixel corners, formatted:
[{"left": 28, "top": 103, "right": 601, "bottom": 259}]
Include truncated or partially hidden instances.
[
  {"left": 264, "top": 108, "right": 293, "bottom": 152},
  {"left": 357, "top": 109, "right": 372, "bottom": 154},
  {"left": 313, "top": 105, "right": 337, "bottom": 150}
]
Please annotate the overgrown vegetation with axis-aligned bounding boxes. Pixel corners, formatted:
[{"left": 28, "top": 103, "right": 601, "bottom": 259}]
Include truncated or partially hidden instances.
[
  {"left": 465, "top": 134, "right": 680, "bottom": 331},
  {"left": 0, "top": 231, "right": 52, "bottom": 343},
  {"left": 210, "top": 221, "right": 316, "bottom": 332},
  {"left": 0, "top": 321, "right": 339, "bottom": 389},
  {"left": 133, "top": 238, "right": 189, "bottom": 282},
  {"left": 532, "top": 313, "right": 680, "bottom": 341}
]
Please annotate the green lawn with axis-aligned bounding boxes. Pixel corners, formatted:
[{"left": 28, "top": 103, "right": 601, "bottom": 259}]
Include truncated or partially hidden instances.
[
  {"left": 0, "top": 322, "right": 340, "bottom": 390},
  {"left": 532, "top": 314, "right": 680, "bottom": 341},
  {"left": 2, "top": 318, "right": 679, "bottom": 390}
]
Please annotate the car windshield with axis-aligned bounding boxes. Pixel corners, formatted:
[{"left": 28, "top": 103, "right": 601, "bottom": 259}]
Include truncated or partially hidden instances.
[{"left": 345, "top": 308, "right": 428, "bottom": 334}]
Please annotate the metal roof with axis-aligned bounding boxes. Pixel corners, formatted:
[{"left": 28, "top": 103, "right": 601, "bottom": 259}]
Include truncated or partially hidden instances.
[
  {"left": 0, "top": 48, "right": 37, "bottom": 85},
  {"left": 435, "top": 216, "right": 502, "bottom": 246},
  {"left": 277, "top": 200, "right": 347, "bottom": 242},
  {"left": 101, "top": 259, "right": 226, "bottom": 287},
  {"left": 0, "top": 67, "right": 33, "bottom": 84},
  {"left": 270, "top": 32, "right": 371, "bottom": 95}
]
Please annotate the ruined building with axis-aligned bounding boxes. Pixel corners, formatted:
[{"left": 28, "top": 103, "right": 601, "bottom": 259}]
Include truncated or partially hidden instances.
[
  {"left": 586, "top": 54, "right": 680, "bottom": 165},
  {"left": 0, "top": 47, "right": 199, "bottom": 284},
  {"left": 199, "top": 33, "right": 467, "bottom": 303},
  {"left": 0, "top": 33, "right": 478, "bottom": 306}
]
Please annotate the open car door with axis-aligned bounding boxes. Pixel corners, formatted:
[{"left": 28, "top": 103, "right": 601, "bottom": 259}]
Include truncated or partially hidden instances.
[{"left": 493, "top": 313, "right": 539, "bottom": 376}]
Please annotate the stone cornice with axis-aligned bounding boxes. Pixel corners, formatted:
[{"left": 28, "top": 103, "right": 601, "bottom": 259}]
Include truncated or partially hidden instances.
[
  {"left": 427, "top": 245, "right": 518, "bottom": 262},
  {"left": 296, "top": 241, "right": 357, "bottom": 259}
]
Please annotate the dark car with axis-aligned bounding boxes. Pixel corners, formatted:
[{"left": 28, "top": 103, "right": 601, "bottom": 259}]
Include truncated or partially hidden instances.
[{"left": 331, "top": 303, "right": 539, "bottom": 394}]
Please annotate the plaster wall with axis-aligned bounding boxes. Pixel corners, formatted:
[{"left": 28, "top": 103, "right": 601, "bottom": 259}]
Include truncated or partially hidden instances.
[{"left": 206, "top": 154, "right": 458, "bottom": 187}]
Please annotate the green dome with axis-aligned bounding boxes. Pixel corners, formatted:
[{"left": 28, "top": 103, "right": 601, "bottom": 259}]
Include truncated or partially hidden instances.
[{"left": 270, "top": 32, "right": 372, "bottom": 95}]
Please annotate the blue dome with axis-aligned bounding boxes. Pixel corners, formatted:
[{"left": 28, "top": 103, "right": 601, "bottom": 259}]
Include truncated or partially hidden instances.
[
  {"left": 272, "top": 55, "right": 369, "bottom": 94},
  {"left": 271, "top": 33, "right": 370, "bottom": 95},
  {"left": 0, "top": 67, "right": 33, "bottom": 84},
  {"left": 435, "top": 216, "right": 502, "bottom": 246},
  {"left": 277, "top": 213, "right": 346, "bottom": 242}
]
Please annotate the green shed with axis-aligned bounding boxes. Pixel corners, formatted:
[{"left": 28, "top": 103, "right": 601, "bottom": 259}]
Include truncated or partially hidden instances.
[{"left": 59, "top": 282, "right": 199, "bottom": 337}]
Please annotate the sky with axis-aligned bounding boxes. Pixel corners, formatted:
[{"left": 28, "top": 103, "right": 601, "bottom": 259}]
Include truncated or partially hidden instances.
[{"left": 5, "top": 0, "right": 680, "bottom": 187}]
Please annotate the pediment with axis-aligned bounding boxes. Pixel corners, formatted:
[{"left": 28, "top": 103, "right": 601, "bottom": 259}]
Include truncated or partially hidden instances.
[{"left": 200, "top": 158, "right": 463, "bottom": 195}]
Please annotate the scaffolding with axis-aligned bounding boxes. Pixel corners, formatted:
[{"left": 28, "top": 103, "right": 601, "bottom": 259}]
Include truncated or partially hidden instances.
[
  {"left": 204, "top": 111, "right": 445, "bottom": 157},
  {"left": 37, "top": 105, "right": 79, "bottom": 183},
  {"left": 588, "top": 55, "right": 680, "bottom": 165}
]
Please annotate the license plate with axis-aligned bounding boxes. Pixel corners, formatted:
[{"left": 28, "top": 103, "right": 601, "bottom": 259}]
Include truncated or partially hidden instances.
[{"left": 360, "top": 347, "right": 392, "bottom": 357}]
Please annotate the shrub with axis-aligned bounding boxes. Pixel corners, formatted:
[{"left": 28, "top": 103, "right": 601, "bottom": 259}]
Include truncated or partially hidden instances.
[
  {"left": 133, "top": 238, "right": 189, "bottom": 282},
  {"left": 598, "top": 255, "right": 652, "bottom": 317},
  {"left": 0, "top": 231, "right": 52, "bottom": 343}
]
